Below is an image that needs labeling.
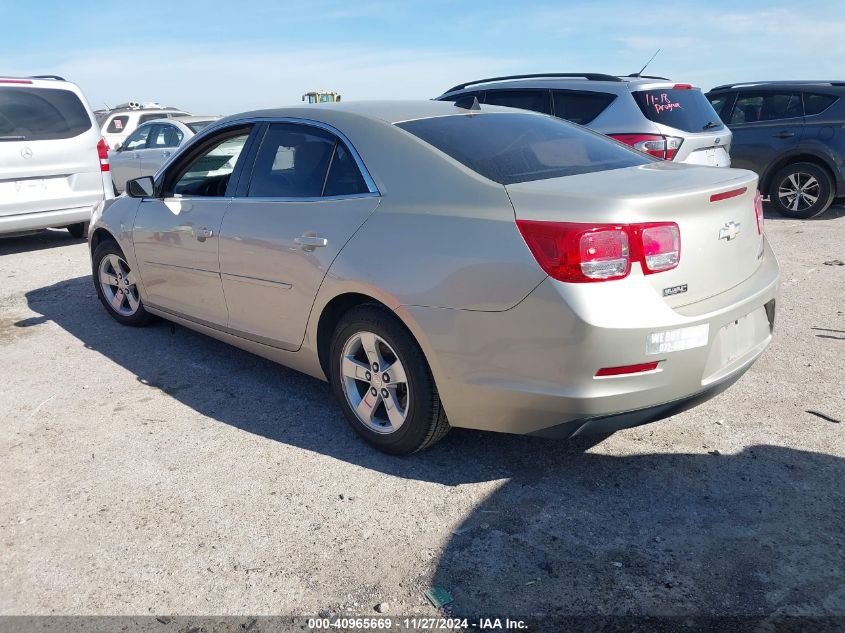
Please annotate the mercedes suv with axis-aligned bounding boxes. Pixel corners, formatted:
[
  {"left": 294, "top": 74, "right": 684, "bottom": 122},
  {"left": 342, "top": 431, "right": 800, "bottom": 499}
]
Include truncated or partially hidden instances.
[
  {"left": 1, "top": 75, "right": 112, "bottom": 237},
  {"left": 437, "top": 73, "right": 732, "bottom": 167}
]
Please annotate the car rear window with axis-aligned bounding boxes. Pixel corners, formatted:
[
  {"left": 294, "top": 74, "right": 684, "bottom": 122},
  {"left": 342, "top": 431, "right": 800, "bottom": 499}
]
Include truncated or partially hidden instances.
[
  {"left": 0, "top": 87, "right": 92, "bottom": 141},
  {"left": 632, "top": 88, "right": 722, "bottom": 133},
  {"left": 396, "top": 112, "right": 651, "bottom": 185},
  {"left": 187, "top": 121, "right": 214, "bottom": 133},
  {"left": 106, "top": 115, "right": 129, "bottom": 133}
]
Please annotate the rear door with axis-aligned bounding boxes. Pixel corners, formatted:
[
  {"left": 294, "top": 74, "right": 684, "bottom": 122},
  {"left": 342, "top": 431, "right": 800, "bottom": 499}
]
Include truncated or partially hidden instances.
[
  {"left": 131, "top": 124, "right": 255, "bottom": 326},
  {"left": 219, "top": 121, "right": 380, "bottom": 350},
  {"left": 724, "top": 90, "right": 804, "bottom": 174},
  {"left": 0, "top": 82, "right": 103, "bottom": 218}
]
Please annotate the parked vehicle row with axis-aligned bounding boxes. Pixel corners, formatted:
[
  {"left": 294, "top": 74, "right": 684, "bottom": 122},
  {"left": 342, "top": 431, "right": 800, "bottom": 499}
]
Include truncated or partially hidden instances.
[
  {"left": 89, "top": 101, "right": 778, "bottom": 454},
  {"left": 98, "top": 102, "right": 188, "bottom": 148}
]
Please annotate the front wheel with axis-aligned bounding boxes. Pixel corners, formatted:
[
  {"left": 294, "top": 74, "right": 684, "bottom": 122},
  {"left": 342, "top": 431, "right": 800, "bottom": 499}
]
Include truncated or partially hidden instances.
[
  {"left": 769, "top": 162, "right": 834, "bottom": 219},
  {"left": 329, "top": 305, "right": 449, "bottom": 455},
  {"left": 92, "top": 240, "right": 153, "bottom": 326}
]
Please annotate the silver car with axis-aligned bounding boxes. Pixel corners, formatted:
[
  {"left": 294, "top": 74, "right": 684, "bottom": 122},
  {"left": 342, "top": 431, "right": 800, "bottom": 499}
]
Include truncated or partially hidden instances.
[
  {"left": 437, "top": 73, "right": 733, "bottom": 167},
  {"left": 109, "top": 116, "right": 219, "bottom": 193},
  {"left": 88, "top": 101, "right": 778, "bottom": 455}
]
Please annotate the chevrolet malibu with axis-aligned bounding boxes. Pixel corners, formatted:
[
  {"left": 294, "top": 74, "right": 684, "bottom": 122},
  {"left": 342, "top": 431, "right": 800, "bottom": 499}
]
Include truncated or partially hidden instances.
[{"left": 88, "top": 100, "right": 779, "bottom": 455}]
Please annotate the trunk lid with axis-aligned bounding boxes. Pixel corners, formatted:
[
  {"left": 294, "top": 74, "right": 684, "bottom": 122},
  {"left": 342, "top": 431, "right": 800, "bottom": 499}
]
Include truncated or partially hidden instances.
[{"left": 506, "top": 162, "right": 763, "bottom": 307}]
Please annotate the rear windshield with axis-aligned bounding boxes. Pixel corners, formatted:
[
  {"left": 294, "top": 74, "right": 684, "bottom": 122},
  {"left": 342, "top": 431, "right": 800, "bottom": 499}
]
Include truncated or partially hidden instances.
[
  {"left": 396, "top": 113, "right": 651, "bottom": 185},
  {"left": 0, "top": 87, "right": 92, "bottom": 141},
  {"left": 187, "top": 120, "right": 214, "bottom": 133},
  {"left": 632, "top": 88, "right": 723, "bottom": 133}
]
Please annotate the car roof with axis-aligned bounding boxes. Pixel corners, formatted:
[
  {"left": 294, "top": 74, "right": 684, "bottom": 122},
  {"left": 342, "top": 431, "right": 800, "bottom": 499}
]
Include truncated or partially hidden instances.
[
  {"left": 708, "top": 80, "right": 845, "bottom": 92},
  {"left": 438, "top": 74, "right": 680, "bottom": 97},
  {"left": 0, "top": 75, "right": 82, "bottom": 91},
  {"left": 168, "top": 115, "right": 220, "bottom": 123},
  {"left": 215, "top": 100, "right": 533, "bottom": 128}
]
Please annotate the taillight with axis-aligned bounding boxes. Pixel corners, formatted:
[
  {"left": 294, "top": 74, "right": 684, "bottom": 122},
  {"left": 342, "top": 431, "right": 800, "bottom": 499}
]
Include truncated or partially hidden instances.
[
  {"left": 635, "top": 223, "right": 681, "bottom": 273},
  {"left": 609, "top": 133, "right": 683, "bottom": 160},
  {"left": 97, "top": 138, "right": 110, "bottom": 172},
  {"left": 516, "top": 220, "right": 680, "bottom": 283},
  {"left": 596, "top": 361, "right": 660, "bottom": 377},
  {"left": 0, "top": 78, "right": 33, "bottom": 84},
  {"left": 754, "top": 190, "right": 764, "bottom": 234}
]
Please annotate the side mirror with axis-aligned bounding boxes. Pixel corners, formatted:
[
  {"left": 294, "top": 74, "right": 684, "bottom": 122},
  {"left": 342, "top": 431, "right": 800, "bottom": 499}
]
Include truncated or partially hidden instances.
[
  {"left": 126, "top": 176, "right": 155, "bottom": 198},
  {"left": 113, "top": 141, "right": 123, "bottom": 151}
]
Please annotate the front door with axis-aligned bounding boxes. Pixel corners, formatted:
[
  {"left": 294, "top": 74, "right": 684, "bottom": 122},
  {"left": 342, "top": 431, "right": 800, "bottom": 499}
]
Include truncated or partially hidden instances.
[
  {"left": 110, "top": 124, "right": 149, "bottom": 192},
  {"left": 725, "top": 90, "right": 804, "bottom": 174},
  {"left": 218, "top": 121, "right": 380, "bottom": 350},
  {"left": 131, "top": 125, "right": 254, "bottom": 326}
]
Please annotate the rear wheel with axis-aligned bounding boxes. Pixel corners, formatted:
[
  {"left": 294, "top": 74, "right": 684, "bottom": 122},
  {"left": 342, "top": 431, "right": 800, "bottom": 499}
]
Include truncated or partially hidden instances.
[
  {"left": 329, "top": 305, "right": 449, "bottom": 455},
  {"left": 67, "top": 222, "right": 88, "bottom": 238},
  {"left": 769, "top": 162, "right": 834, "bottom": 219},
  {"left": 92, "top": 240, "right": 153, "bottom": 326}
]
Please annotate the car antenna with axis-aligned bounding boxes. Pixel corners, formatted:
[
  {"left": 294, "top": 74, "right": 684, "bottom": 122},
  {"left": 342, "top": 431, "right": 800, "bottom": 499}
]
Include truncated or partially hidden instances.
[
  {"left": 454, "top": 95, "right": 481, "bottom": 111},
  {"left": 630, "top": 49, "right": 661, "bottom": 78}
]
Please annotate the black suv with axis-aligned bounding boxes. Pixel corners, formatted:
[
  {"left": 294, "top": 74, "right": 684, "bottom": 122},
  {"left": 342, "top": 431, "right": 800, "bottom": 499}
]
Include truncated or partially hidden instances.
[{"left": 706, "top": 81, "right": 845, "bottom": 218}]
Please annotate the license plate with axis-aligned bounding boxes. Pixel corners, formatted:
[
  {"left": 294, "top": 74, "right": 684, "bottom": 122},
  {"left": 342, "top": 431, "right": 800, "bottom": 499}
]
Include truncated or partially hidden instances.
[
  {"left": 0, "top": 178, "right": 65, "bottom": 199},
  {"left": 646, "top": 324, "right": 709, "bottom": 355}
]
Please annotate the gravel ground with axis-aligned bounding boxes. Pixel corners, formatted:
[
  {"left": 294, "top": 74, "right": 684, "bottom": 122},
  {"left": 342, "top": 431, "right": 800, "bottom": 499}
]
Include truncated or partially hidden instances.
[{"left": 1, "top": 205, "right": 843, "bottom": 623}]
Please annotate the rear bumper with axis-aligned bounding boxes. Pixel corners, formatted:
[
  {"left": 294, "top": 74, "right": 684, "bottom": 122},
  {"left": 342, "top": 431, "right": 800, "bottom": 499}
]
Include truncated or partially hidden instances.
[
  {"left": 0, "top": 205, "right": 96, "bottom": 233},
  {"left": 403, "top": 238, "right": 779, "bottom": 436}
]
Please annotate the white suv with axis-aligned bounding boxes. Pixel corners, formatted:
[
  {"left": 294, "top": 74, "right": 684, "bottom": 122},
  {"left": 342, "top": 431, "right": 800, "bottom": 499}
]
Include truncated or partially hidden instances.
[{"left": 0, "top": 75, "right": 112, "bottom": 236}]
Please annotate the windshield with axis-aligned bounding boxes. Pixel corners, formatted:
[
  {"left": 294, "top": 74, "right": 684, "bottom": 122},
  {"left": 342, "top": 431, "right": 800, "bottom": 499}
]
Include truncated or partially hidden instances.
[
  {"left": 632, "top": 88, "right": 724, "bottom": 133},
  {"left": 396, "top": 112, "right": 651, "bottom": 185},
  {"left": 0, "top": 87, "right": 92, "bottom": 141}
]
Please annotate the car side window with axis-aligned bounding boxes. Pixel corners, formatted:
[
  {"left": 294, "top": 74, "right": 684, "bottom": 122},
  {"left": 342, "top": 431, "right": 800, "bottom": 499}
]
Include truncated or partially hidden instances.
[
  {"left": 123, "top": 126, "right": 151, "bottom": 151},
  {"left": 730, "top": 92, "right": 801, "bottom": 124},
  {"left": 551, "top": 90, "right": 615, "bottom": 125},
  {"left": 106, "top": 115, "right": 129, "bottom": 134},
  {"left": 247, "top": 123, "right": 337, "bottom": 198},
  {"left": 323, "top": 143, "right": 368, "bottom": 196},
  {"left": 483, "top": 90, "right": 552, "bottom": 115},
  {"left": 149, "top": 124, "right": 182, "bottom": 148},
  {"left": 706, "top": 93, "right": 731, "bottom": 119},
  {"left": 167, "top": 129, "right": 251, "bottom": 197},
  {"left": 804, "top": 93, "right": 838, "bottom": 116}
]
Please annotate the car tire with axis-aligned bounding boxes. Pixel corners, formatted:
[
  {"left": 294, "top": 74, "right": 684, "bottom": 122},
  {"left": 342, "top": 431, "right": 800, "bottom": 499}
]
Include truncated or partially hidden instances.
[
  {"left": 92, "top": 239, "right": 153, "bottom": 327},
  {"left": 769, "top": 162, "right": 834, "bottom": 219},
  {"left": 67, "top": 222, "right": 89, "bottom": 238},
  {"left": 329, "top": 304, "right": 450, "bottom": 455}
]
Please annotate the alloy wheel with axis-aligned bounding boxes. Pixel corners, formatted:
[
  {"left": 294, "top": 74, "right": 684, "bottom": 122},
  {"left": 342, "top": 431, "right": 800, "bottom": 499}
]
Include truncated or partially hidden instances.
[
  {"left": 777, "top": 172, "right": 820, "bottom": 213},
  {"left": 340, "top": 331, "right": 409, "bottom": 434},
  {"left": 98, "top": 253, "right": 140, "bottom": 316}
]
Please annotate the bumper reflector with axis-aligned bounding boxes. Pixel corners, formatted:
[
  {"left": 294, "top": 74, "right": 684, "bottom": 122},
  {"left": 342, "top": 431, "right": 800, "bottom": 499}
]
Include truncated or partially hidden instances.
[{"left": 596, "top": 361, "right": 660, "bottom": 377}]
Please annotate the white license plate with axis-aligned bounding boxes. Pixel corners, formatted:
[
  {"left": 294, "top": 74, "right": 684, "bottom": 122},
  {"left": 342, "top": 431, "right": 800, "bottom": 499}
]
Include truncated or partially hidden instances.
[
  {"left": 0, "top": 178, "right": 66, "bottom": 199},
  {"left": 646, "top": 324, "right": 710, "bottom": 355}
]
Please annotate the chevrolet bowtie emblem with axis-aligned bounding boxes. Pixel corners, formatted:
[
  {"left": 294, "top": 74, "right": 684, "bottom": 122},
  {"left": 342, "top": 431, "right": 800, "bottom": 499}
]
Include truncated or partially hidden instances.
[{"left": 719, "top": 221, "right": 741, "bottom": 241}]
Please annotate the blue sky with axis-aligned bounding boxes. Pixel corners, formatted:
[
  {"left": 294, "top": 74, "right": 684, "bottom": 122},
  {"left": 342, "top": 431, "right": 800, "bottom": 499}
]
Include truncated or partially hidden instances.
[{"left": 2, "top": 0, "right": 843, "bottom": 114}]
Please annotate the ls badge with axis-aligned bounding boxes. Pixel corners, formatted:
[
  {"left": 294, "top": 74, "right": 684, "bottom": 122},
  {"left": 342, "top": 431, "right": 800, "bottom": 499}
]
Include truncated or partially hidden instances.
[{"left": 663, "top": 284, "right": 688, "bottom": 297}]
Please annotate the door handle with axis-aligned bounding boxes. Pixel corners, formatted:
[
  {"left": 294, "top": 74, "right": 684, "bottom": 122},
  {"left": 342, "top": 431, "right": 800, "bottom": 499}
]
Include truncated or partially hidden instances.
[
  {"left": 195, "top": 227, "right": 214, "bottom": 242},
  {"left": 773, "top": 131, "right": 795, "bottom": 138},
  {"left": 294, "top": 234, "right": 328, "bottom": 251},
  {"left": 163, "top": 150, "right": 171, "bottom": 157}
]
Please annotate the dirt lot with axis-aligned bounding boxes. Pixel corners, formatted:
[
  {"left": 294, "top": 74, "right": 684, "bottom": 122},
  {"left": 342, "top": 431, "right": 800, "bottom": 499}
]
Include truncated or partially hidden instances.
[{"left": 1, "top": 206, "right": 843, "bottom": 624}]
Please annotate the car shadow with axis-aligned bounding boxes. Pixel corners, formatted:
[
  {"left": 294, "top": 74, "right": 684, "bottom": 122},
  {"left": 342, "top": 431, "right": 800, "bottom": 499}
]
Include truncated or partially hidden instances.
[
  {"left": 0, "top": 229, "right": 85, "bottom": 255},
  {"left": 763, "top": 201, "right": 845, "bottom": 221},
  {"left": 22, "top": 276, "right": 845, "bottom": 622}
]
